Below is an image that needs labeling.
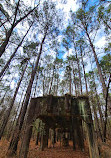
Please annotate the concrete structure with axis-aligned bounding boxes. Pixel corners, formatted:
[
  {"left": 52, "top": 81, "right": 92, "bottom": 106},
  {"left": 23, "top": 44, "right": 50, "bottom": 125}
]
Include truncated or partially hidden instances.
[{"left": 20, "top": 94, "right": 99, "bottom": 158}]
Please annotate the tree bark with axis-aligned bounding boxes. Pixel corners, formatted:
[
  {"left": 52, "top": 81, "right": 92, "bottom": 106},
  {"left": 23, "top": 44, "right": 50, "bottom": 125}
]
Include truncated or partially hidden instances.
[
  {"left": 84, "top": 99, "right": 100, "bottom": 158},
  {"left": 0, "top": 1, "right": 40, "bottom": 57},
  {"left": 85, "top": 28, "right": 111, "bottom": 114},
  {"left": 73, "top": 39, "right": 82, "bottom": 95},
  {"left": 0, "top": 24, "right": 32, "bottom": 78},
  {"left": 0, "top": 63, "right": 28, "bottom": 140},
  {"left": 69, "top": 67, "right": 72, "bottom": 95},
  {"left": 0, "top": 77, "right": 14, "bottom": 105},
  {"left": 73, "top": 68, "right": 77, "bottom": 96},
  {"left": 7, "top": 31, "right": 47, "bottom": 155},
  {"left": 49, "top": 65, "right": 55, "bottom": 95},
  {"left": 19, "top": 99, "right": 36, "bottom": 158},
  {"left": 80, "top": 47, "right": 88, "bottom": 95},
  {"left": 0, "top": 0, "right": 20, "bottom": 57},
  {"left": 85, "top": 29, "right": 106, "bottom": 97},
  {"left": 75, "top": 52, "right": 82, "bottom": 95},
  {"left": 90, "top": 93, "right": 103, "bottom": 141},
  {"left": 94, "top": 83, "right": 104, "bottom": 139},
  {"left": 33, "top": 71, "right": 39, "bottom": 97},
  {"left": 104, "top": 74, "right": 111, "bottom": 142}
]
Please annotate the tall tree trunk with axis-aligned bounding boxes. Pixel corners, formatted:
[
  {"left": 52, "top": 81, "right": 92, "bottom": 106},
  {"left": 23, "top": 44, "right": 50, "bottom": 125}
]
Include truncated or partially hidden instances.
[
  {"left": 33, "top": 71, "right": 39, "bottom": 97},
  {"left": 104, "top": 74, "right": 111, "bottom": 142},
  {"left": 56, "top": 74, "right": 59, "bottom": 96},
  {"left": 43, "top": 69, "right": 46, "bottom": 96},
  {"left": 0, "top": 1, "right": 40, "bottom": 57},
  {"left": 94, "top": 83, "right": 104, "bottom": 139},
  {"left": 85, "top": 28, "right": 111, "bottom": 112},
  {"left": 49, "top": 66, "right": 55, "bottom": 95},
  {"left": 90, "top": 93, "right": 103, "bottom": 141},
  {"left": 0, "top": 63, "right": 28, "bottom": 140},
  {"left": 85, "top": 29, "right": 106, "bottom": 97},
  {"left": 0, "top": 0, "right": 20, "bottom": 57},
  {"left": 75, "top": 52, "right": 82, "bottom": 95},
  {"left": 43, "top": 75, "right": 45, "bottom": 96},
  {"left": 7, "top": 31, "right": 47, "bottom": 156},
  {"left": 73, "top": 39, "right": 82, "bottom": 95},
  {"left": 69, "top": 66, "right": 72, "bottom": 95},
  {"left": 7, "top": 102, "right": 21, "bottom": 141},
  {"left": 80, "top": 47, "right": 88, "bottom": 95},
  {"left": 73, "top": 68, "right": 77, "bottom": 96},
  {"left": 7, "top": 68, "right": 29, "bottom": 141},
  {"left": 18, "top": 98, "right": 36, "bottom": 158},
  {"left": 0, "top": 77, "right": 14, "bottom": 105},
  {"left": 0, "top": 24, "right": 32, "bottom": 78},
  {"left": 0, "top": 107, "right": 6, "bottom": 121},
  {"left": 84, "top": 99, "right": 100, "bottom": 158}
]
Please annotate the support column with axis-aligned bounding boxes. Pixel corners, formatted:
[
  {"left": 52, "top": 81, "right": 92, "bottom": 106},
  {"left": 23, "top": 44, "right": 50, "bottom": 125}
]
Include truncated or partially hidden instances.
[
  {"left": 72, "top": 117, "right": 76, "bottom": 150},
  {"left": 76, "top": 118, "right": 84, "bottom": 151},
  {"left": 36, "top": 121, "right": 40, "bottom": 146},
  {"left": 44, "top": 124, "right": 49, "bottom": 148},
  {"left": 40, "top": 124, "right": 49, "bottom": 151}
]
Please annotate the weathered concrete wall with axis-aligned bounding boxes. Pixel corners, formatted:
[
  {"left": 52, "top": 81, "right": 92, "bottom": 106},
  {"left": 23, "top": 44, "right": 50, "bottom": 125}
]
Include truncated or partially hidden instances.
[{"left": 32, "top": 95, "right": 89, "bottom": 118}]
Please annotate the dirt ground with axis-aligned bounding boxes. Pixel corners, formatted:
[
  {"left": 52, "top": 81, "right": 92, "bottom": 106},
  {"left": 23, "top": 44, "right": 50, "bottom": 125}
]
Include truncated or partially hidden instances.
[{"left": 0, "top": 139, "right": 89, "bottom": 158}]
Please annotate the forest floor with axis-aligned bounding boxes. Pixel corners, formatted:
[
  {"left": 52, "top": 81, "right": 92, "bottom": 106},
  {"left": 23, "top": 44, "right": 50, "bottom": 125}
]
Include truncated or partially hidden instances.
[{"left": 0, "top": 139, "right": 89, "bottom": 158}]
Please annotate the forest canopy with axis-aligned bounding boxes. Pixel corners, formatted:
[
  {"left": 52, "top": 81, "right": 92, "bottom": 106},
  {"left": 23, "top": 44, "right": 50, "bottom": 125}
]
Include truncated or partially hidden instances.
[{"left": 0, "top": 0, "right": 111, "bottom": 158}]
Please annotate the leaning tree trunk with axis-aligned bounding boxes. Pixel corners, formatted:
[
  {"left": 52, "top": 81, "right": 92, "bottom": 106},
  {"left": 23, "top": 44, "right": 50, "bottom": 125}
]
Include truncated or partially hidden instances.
[
  {"left": 0, "top": 2, "right": 40, "bottom": 57},
  {"left": 104, "top": 74, "right": 111, "bottom": 142},
  {"left": 0, "top": 24, "right": 32, "bottom": 78},
  {"left": 7, "top": 78, "right": 29, "bottom": 141},
  {"left": 0, "top": 107, "right": 6, "bottom": 121},
  {"left": 0, "top": 0, "right": 20, "bottom": 57},
  {"left": 91, "top": 71, "right": 104, "bottom": 136},
  {"left": 19, "top": 99, "right": 36, "bottom": 158},
  {"left": 33, "top": 72, "right": 39, "bottom": 97},
  {"left": 85, "top": 28, "right": 111, "bottom": 114},
  {"left": 0, "top": 63, "right": 28, "bottom": 140},
  {"left": 7, "top": 31, "right": 47, "bottom": 156},
  {"left": 85, "top": 29, "right": 106, "bottom": 97},
  {"left": 0, "top": 76, "right": 14, "bottom": 105}
]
